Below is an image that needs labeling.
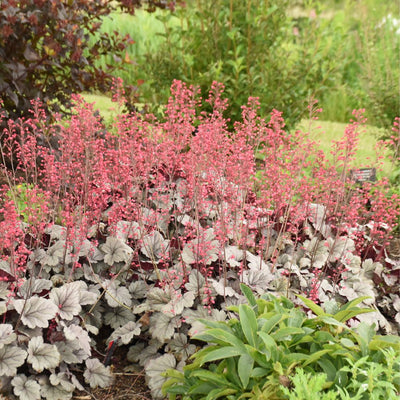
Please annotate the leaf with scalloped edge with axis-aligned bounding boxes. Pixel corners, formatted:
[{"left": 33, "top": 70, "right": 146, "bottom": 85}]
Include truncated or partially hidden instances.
[
  {"left": 101, "top": 236, "right": 133, "bottom": 266},
  {"left": 0, "top": 344, "right": 27, "bottom": 376},
  {"left": 13, "top": 297, "right": 58, "bottom": 329},
  {"left": 141, "top": 230, "right": 170, "bottom": 261},
  {"left": 104, "top": 280, "right": 132, "bottom": 308},
  {"left": 108, "top": 320, "right": 141, "bottom": 345},
  {"left": 27, "top": 336, "right": 60, "bottom": 372},
  {"left": 11, "top": 374, "right": 41, "bottom": 400},
  {"left": 0, "top": 324, "right": 16, "bottom": 349},
  {"left": 145, "top": 354, "right": 178, "bottom": 399},
  {"left": 49, "top": 282, "right": 81, "bottom": 320},
  {"left": 104, "top": 306, "right": 136, "bottom": 329},
  {"left": 18, "top": 278, "right": 52, "bottom": 298},
  {"left": 84, "top": 358, "right": 114, "bottom": 388},
  {"left": 150, "top": 313, "right": 182, "bottom": 343},
  {"left": 63, "top": 323, "right": 91, "bottom": 357}
]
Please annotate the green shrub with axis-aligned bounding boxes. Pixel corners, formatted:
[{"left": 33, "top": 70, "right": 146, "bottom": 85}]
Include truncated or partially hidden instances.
[{"left": 163, "top": 284, "right": 400, "bottom": 400}]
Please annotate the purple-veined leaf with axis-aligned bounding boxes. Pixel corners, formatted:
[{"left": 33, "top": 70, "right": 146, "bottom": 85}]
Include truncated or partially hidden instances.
[
  {"left": 84, "top": 358, "right": 114, "bottom": 388},
  {"left": 108, "top": 320, "right": 141, "bottom": 345},
  {"left": 27, "top": 336, "right": 60, "bottom": 372},
  {"left": 0, "top": 324, "right": 16, "bottom": 349},
  {"left": 49, "top": 282, "right": 81, "bottom": 320},
  {"left": 11, "top": 374, "right": 41, "bottom": 400},
  {"left": 0, "top": 344, "right": 27, "bottom": 376},
  {"left": 13, "top": 297, "right": 58, "bottom": 329}
]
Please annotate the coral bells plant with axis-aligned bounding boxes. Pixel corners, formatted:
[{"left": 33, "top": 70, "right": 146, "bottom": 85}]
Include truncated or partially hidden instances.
[{"left": 0, "top": 81, "right": 399, "bottom": 399}]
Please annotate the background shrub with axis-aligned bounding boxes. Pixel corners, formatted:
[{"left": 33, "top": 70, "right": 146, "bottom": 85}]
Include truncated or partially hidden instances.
[{"left": 0, "top": 0, "right": 179, "bottom": 120}]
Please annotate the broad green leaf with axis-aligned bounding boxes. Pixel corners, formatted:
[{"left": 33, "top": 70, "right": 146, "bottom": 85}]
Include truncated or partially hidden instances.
[
  {"left": 259, "top": 314, "right": 284, "bottom": 334},
  {"left": 84, "top": 358, "right": 114, "bottom": 388},
  {"left": 369, "top": 335, "right": 400, "bottom": 351},
  {"left": 238, "top": 353, "right": 253, "bottom": 388},
  {"left": 297, "top": 295, "right": 325, "bottom": 316},
  {"left": 225, "top": 356, "right": 241, "bottom": 387},
  {"left": 206, "top": 388, "right": 237, "bottom": 400},
  {"left": 318, "top": 316, "right": 348, "bottom": 329},
  {"left": 318, "top": 358, "right": 337, "bottom": 382},
  {"left": 303, "top": 349, "right": 332, "bottom": 366},
  {"left": 250, "top": 367, "right": 270, "bottom": 377},
  {"left": 27, "top": 336, "right": 60, "bottom": 372},
  {"left": 0, "top": 345, "right": 27, "bottom": 376},
  {"left": 199, "top": 346, "right": 244, "bottom": 364},
  {"left": 240, "top": 284, "right": 257, "bottom": 308},
  {"left": 191, "top": 370, "right": 233, "bottom": 387},
  {"left": 189, "top": 381, "right": 219, "bottom": 394},
  {"left": 11, "top": 374, "right": 41, "bottom": 400},
  {"left": 337, "top": 296, "right": 372, "bottom": 311},
  {"left": 239, "top": 304, "right": 258, "bottom": 347},
  {"left": 334, "top": 308, "right": 375, "bottom": 323},
  {"left": 258, "top": 332, "right": 277, "bottom": 361},
  {"left": 271, "top": 327, "right": 304, "bottom": 341},
  {"left": 194, "top": 328, "right": 246, "bottom": 351}
]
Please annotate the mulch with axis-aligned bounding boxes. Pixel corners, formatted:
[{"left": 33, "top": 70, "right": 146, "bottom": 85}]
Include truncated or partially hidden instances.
[{"left": 73, "top": 369, "right": 153, "bottom": 400}]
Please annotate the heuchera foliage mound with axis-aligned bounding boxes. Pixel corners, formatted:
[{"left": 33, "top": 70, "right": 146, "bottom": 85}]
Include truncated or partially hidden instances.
[{"left": 0, "top": 80, "right": 399, "bottom": 399}]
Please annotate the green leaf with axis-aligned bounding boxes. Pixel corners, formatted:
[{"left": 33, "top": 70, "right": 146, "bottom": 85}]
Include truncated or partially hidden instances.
[
  {"left": 303, "top": 349, "right": 332, "bottom": 366},
  {"left": 206, "top": 388, "right": 238, "bottom": 400},
  {"left": 194, "top": 328, "right": 246, "bottom": 351},
  {"left": 333, "top": 308, "right": 375, "bottom": 323},
  {"left": 240, "top": 284, "right": 257, "bottom": 308},
  {"left": 369, "top": 335, "right": 400, "bottom": 351},
  {"left": 258, "top": 332, "right": 277, "bottom": 362},
  {"left": 238, "top": 353, "right": 254, "bottom": 388},
  {"left": 259, "top": 314, "right": 284, "bottom": 334},
  {"left": 191, "top": 370, "right": 233, "bottom": 387},
  {"left": 337, "top": 296, "right": 372, "bottom": 311},
  {"left": 297, "top": 295, "right": 326, "bottom": 316},
  {"left": 318, "top": 358, "right": 337, "bottom": 382},
  {"left": 239, "top": 304, "right": 258, "bottom": 347},
  {"left": 271, "top": 327, "right": 304, "bottom": 341},
  {"left": 199, "top": 346, "right": 245, "bottom": 364}
]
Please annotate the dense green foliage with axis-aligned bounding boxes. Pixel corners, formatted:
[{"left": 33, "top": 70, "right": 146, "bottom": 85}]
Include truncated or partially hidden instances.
[
  {"left": 99, "top": 0, "right": 399, "bottom": 128},
  {"left": 163, "top": 285, "right": 400, "bottom": 399}
]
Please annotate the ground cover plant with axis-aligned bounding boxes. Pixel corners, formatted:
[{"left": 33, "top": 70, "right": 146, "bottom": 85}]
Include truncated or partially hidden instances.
[{"left": 0, "top": 81, "right": 399, "bottom": 399}]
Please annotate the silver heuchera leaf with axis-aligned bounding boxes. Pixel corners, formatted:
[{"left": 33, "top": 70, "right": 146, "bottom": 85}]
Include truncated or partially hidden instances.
[
  {"left": 0, "top": 324, "right": 16, "bottom": 349},
  {"left": 37, "top": 375, "right": 72, "bottom": 400},
  {"left": 49, "top": 282, "right": 82, "bottom": 320},
  {"left": 104, "top": 280, "right": 132, "bottom": 308},
  {"left": 224, "top": 245, "right": 244, "bottom": 267},
  {"left": 116, "top": 220, "right": 141, "bottom": 241},
  {"left": 182, "top": 228, "right": 219, "bottom": 265},
  {"left": 339, "top": 281, "right": 376, "bottom": 305},
  {"left": 100, "top": 236, "right": 133, "bottom": 266},
  {"left": 11, "top": 374, "right": 41, "bottom": 400},
  {"left": 127, "top": 341, "right": 161, "bottom": 366},
  {"left": 40, "top": 240, "right": 67, "bottom": 267},
  {"left": 0, "top": 281, "right": 9, "bottom": 299},
  {"left": 108, "top": 321, "right": 141, "bottom": 345},
  {"left": 141, "top": 230, "right": 170, "bottom": 261},
  {"left": 27, "top": 336, "right": 60, "bottom": 372},
  {"left": 13, "top": 297, "right": 58, "bottom": 329},
  {"left": 241, "top": 269, "right": 274, "bottom": 294},
  {"left": 211, "top": 278, "right": 238, "bottom": 298},
  {"left": 183, "top": 307, "right": 227, "bottom": 336},
  {"left": 150, "top": 313, "right": 182, "bottom": 343},
  {"left": 55, "top": 340, "right": 88, "bottom": 364},
  {"left": 49, "top": 372, "right": 75, "bottom": 393},
  {"left": 104, "top": 306, "right": 136, "bottom": 329},
  {"left": 145, "top": 354, "right": 179, "bottom": 399},
  {"left": 165, "top": 333, "right": 196, "bottom": 361},
  {"left": 129, "top": 280, "right": 149, "bottom": 299},
  {"left": 18, "top": 278, "right": 53, "bottom": 298},
  {"left": 63, "top": 324, "right": 91, "bottom": 357},
  {"left": 0, "top": 344, "right": 27, "bottom": 376},
  {"left": 327, "top": 237, "right": 355, "bottom": 262},
  {"left": 84, "top": 358, "right": 114, "bottom": 388}
]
